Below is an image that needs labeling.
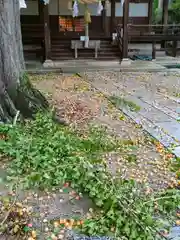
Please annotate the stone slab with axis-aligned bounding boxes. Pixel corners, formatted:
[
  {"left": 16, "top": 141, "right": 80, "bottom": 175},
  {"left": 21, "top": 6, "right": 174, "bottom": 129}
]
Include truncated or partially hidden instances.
[
  {"left": 121, "top": 107, "right": 178, "bottom": 149},
  {"left": 112, "top": 94, "right": 180, "bottom": 145},
  {"left": 157, "top": 121, "right": 180, "bottom": 143},
  {"left": 87, "top": 74, "right": 180, "bottom": 158},
  {"left": 121, "top": 94, "right": 177, "bottom": 123},
  {"left": 25, "top": 59, "right": 180, "bottom": 74},
  {"left": 117, "top": 104, "right": 180, "bottom": 158},
  {"left": 139, "top": 96, "right": 180, "bottom": 120},
  {"left": 173, "top": 146, "right": 180, "bottom": 157},
  {"left": 168, "top": 226, "right": 180, "bottom": 239}
]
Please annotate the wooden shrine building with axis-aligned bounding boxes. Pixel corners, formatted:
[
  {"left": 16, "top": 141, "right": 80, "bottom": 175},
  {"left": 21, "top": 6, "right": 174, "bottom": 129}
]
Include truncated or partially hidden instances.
[{"left": 20, "top": 0, "right": 180, "bottom": 64}]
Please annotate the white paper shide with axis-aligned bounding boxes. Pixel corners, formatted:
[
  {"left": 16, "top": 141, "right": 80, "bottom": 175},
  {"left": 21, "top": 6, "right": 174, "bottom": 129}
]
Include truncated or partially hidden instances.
[{"left": 19, "top": 0, "right": 27, "bottom": 9}]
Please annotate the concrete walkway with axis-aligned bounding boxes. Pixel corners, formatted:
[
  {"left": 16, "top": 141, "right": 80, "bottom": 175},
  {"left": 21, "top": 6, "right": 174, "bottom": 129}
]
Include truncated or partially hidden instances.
[
  {"left": 26, "top": 56, "right": 180, "bottom": 74},
  {"left": 84, "top": 71, "right": 180, "bottom": 240},
  {"left": 85, "top": 71, "right": 180, "bottom": 158}
]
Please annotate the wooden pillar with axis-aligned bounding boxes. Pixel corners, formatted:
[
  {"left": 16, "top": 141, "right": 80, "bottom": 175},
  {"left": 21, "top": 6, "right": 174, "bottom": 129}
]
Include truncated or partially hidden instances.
[
  {"left": 161, "top": 0, "right": 168, "bottom": 48},
  {"left": 38, "top": 0, "right": 44, "bottom": 23},
  {"left": 122, "top": 0, "right": 129, "bottom": 59},
  {"left": 148, "top": 0, "right": 153, "bottom": 26},
  {"left": 158, "top": 0, "right": 163, "bottom": 8},
  {"left": 111, "top": 0, "right": 115, "bottom": 34},
  {"left": 43, "top": 4, "right": 51, "bottom": 60},
  {"left": 172, "top": 41, "right": 177, "bottom": 57},
  {"left": 102, "top": 1, "right": 108, "bottom": 36},
  {"left": 152, "top": 41, "right": 156, "bottom": 59},
  {"left": 162, "top": 0, "right": 168, "bottom": 26}
]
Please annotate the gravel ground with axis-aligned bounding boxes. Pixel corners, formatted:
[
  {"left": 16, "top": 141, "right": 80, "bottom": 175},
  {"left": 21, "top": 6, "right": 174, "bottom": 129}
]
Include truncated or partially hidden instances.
[{"left": 33, "top": 73, "right": 177, "bottom": 190}]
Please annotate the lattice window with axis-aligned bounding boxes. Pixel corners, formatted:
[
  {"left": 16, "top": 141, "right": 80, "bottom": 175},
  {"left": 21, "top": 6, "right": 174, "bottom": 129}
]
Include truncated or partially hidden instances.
[
  {"left": 59, "top": 17, "right": 84, "bottom": 32},
  {"left": 59, "top": 17, "right": 73, "bottom": 31},
  {"left": 74, "top": 18, "right": 85, "bottom": 32}
]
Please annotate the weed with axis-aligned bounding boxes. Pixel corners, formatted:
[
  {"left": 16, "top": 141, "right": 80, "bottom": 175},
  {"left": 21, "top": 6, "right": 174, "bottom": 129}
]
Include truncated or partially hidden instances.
[
  {"left": 109, "top": 95, "right": 141, "bottom": 112},
  {"left": 126, "top": 154, "right": 137, "bottom": 163},
  {"left": 0, "top": 114, "right": 179, "bottom": 239},
  {"left": 175, "top": 93, "right": 180, "bottom": 98}
]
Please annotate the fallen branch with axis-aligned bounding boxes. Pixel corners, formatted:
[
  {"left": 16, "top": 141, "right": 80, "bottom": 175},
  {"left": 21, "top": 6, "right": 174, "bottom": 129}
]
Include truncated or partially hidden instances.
[{"left": 0, "top": 183, "right": 18, "bottom": 226}]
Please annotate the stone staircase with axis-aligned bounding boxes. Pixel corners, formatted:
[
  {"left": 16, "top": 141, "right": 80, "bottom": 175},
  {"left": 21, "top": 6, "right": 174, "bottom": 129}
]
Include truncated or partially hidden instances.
[{"left": 51, "top": 38, "right": 121, "bottom": 60}]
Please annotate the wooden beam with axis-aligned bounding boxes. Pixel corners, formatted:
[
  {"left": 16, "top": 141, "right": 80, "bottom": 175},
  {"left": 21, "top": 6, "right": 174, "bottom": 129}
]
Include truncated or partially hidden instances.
[
  {"left": 43, "top": 4, "right": 51, "bottom": 60},
  {"left": 111, "top": 0, "right": 115, "bottom": 34},
  {"left": 122, "top": 0, "right": 129, "bottom": 59}
]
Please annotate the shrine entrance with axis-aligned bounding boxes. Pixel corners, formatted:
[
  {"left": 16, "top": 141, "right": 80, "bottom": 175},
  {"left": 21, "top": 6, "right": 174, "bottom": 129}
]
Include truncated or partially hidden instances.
[{"left": 57, "top": 0, "right": 108, "bottom": 39}]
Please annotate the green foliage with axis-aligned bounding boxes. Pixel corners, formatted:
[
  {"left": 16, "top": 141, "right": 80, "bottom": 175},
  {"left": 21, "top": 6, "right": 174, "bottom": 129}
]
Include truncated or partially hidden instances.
[
  {"left": 153, "top": 8, "right": 163, "bottom": 24},
  {"left": 152, "top": 0, "right": 160, "bottom": 24},
  {"left": 109, "top": 96, "right": 141, "bottom": 112},
  {"left": 0, "top": 114, "right": 179, "bottom": 239},
  {"left": 153, "top": 0, "right": 180, "bottom": 24},
  {"left": 153, "top": 0, "right": 159, "bottom": 10},
  {"left": 169, "top": 0, "right": 180, "bottom": 23},
  {"left": 175, "top": 93, "right": 180, "bottom": 98},
  {"left": 0, "top": 113, "right": 120, "bottom": 189}
]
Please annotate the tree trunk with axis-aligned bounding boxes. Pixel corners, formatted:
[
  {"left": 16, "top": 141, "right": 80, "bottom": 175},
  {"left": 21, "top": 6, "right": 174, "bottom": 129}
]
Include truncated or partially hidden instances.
[{"left": 0, "top": 0, "right": 48, "bottom": 123}]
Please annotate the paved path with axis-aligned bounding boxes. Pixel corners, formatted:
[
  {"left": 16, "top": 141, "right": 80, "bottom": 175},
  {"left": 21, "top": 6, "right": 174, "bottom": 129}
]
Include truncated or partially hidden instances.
[
  {"left": 26, "top": 57, "right": 180, "bottom": 74},
  {"left": 85, "top": 71, "right": 180, "bottom": 239},
  {"left": 85, "top": 71, "right": 180, "bottom": 157}
]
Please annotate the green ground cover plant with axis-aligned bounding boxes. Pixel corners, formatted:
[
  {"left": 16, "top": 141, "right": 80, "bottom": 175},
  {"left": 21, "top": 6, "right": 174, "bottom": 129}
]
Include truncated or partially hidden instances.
[{"left": 0, "top": 113, "right": 179, "bottom": 239}]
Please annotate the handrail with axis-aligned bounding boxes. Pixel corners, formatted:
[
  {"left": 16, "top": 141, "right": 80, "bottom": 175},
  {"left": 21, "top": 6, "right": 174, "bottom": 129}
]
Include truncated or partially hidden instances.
[
  {"left": 116, "top": 24, "right": 180, "bottom": 36},
  {"left": 116, "top": 24, "right": 180, "bottom": 31},
  {"left": 127, "top": 24, "right": 180, "bottom": 27},
  {"left": 115, "top": 24, "right": 180, "bottom": 59},
  {"left": 115, "top": 26, "right": 123, "bottom": 60}
]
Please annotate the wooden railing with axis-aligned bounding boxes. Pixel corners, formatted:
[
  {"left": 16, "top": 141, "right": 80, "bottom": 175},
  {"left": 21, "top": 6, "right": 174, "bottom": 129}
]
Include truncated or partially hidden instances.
[
  {"left": 127, "top": 24, "right": 180, "bottom": 38},
  {"left": 116, "top": 24, "right": 180, "bottom": 39},
  {"left": 115, "top": 24, "right": 180, "bottom": 59},
  {"left": 115, "top": 26, "right": 123, "bottom": 59}
]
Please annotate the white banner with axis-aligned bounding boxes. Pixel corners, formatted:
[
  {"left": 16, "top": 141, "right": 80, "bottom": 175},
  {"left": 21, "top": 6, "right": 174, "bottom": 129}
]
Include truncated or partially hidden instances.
[
  {"left": 97, "top": 1, "right": 103, "bottom": 15},
  {"left": 19, "top": 0, "right": 27, "bottom": 9}
]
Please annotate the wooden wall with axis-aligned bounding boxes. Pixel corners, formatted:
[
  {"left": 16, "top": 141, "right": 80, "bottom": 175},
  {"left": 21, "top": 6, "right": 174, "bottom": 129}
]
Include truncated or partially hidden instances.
[
  {"left": 20, "top": 0, "right": 150, "bottom": 39},
  {"left": 21, "top": 16, "right": 148, "bottom": 38}
]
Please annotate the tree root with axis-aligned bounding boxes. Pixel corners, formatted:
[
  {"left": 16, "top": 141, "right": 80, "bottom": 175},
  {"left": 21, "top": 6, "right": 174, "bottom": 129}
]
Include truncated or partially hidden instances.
[{"left": 0, "top": 74, "right": 49, "bottom": 123}]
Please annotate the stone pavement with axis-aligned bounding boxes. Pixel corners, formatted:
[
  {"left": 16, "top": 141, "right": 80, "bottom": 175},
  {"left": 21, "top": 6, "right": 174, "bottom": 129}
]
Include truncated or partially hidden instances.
[
  {"left": 84, "top": 72, "right": 180, "bottom": 158},
  {"left": 26, "top": 57, "right": 180, "bottom": 74},
  {"left": 84, "top": 71, "right": 180, "bottom": 239}
]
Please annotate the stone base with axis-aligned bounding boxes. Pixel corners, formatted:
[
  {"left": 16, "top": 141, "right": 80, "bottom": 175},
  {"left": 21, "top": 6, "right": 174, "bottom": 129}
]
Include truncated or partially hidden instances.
[
  {"left": 43, "top": 59, "right": 54, "bottom": 68},
  {"left": 120, "top": 58, "right": 132, "bottom": 66}
]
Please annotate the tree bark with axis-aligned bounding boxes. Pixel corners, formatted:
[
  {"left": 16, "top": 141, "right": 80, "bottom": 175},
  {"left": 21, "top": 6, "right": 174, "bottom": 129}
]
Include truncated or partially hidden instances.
[{"left": 0, "top": 0, "right": 48, "bottom": 123}]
